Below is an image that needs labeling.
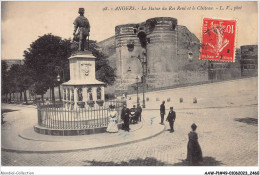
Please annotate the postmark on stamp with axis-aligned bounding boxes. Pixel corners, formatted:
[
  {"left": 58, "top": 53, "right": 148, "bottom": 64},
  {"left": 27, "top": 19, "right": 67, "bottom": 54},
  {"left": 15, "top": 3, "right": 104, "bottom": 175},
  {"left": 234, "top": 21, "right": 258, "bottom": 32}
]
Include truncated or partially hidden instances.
[{"left": 200, "top": 18, "right": 237, "bottom": 62}]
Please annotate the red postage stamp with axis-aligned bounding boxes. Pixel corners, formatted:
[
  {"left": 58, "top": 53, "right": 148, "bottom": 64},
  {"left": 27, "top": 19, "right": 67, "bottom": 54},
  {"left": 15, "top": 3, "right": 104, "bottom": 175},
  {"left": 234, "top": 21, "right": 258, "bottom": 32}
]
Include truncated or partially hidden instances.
[{"left": 200, "top": 18, "right": 237, "bottom": 62}]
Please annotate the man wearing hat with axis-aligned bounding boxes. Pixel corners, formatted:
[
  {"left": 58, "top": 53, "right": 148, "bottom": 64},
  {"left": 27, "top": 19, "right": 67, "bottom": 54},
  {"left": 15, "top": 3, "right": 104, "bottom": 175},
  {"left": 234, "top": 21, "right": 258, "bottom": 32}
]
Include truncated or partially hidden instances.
[
  {"left": 121, "top": 104, "right": 127, "bottom": 130},
  {"left": 121, "top": 104, "right": 130, "bottom": 132},
  {"left": 166, "top": 107, "right": 176, "bottom": 133},
  {"left": 73, "top": 8, "right": 90, "bottom": 51},
  {"left": 160, "top": 101, "right": 166, "bottom": 125}
]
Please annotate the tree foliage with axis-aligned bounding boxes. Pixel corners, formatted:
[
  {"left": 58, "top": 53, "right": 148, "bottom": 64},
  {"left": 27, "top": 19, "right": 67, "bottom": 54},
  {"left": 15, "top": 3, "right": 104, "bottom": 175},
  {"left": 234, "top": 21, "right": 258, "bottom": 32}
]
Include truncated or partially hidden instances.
[
  {"left": 3, "top": 33, "right": 116, "bottom": 104},
  {"left": 2, "top": 64, "right": 34, "bottom": 103},
  {"left": 88, "top": 40, "right": 116, "bottom": 85},
  {"left": 1, "top": 61, "right": 8, "bottom": 95},
  {"left": 7, "top": 64, "right": 20, "bottom": 94},
  {"left": 24, "top": 34, "right": 71, "bottom": 96}
]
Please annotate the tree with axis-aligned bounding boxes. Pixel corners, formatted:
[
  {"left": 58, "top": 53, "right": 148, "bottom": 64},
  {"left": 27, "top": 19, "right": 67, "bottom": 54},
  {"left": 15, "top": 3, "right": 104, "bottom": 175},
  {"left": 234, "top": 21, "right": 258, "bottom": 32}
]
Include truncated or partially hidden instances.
[
  {"left": 17, "top": 65, "right": 34, "bottom": 104},
  {"left": 7, "top": 64, "right": 20, "bottom": 102},
  {"left": 6, "top": 64, "right": 33, "bottom": 104},
  {"left": 24, "top": 34, "right": 116, "bottom": 104},
  {"left": 24, "top": 34, "right": 71, "bottom": 102},
  {"left": 88, "top": 41, "right": 116, "bottom": 85},
  {"left": 1, "top": 61, "right": 9, "bottom": 103}
]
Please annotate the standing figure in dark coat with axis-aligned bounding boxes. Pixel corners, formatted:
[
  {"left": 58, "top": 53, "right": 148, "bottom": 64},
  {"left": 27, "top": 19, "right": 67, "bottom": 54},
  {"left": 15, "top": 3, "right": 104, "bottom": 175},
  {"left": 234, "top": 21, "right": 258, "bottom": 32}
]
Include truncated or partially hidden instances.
[
  {"left": 166, "top": 107, "right": 176, "bottom": 133},
  {"left": 136, "top": 104, "right": 142, "bottom": 122},
  {"left": 160, "top": 101, "right": 165, "bottom": 125},
  {"left": 121, "top": 104, "right": 130, "bottom": 132},
  {"left": 121, "top": 104, "right": 127, "bottom": 130},
  {"left": 186, "top": 123, "right": 203, "bottom": 165}
]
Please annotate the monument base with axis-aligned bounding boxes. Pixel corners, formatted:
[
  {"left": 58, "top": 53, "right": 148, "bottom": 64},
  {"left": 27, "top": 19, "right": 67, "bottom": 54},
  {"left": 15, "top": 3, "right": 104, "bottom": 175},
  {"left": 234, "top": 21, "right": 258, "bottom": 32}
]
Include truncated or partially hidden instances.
[
  {"left": 34, "top": 123, "right": 123, "bottom": 136},
  {"left": 71, "top": 50, "right": 93, "bottom": 56}
]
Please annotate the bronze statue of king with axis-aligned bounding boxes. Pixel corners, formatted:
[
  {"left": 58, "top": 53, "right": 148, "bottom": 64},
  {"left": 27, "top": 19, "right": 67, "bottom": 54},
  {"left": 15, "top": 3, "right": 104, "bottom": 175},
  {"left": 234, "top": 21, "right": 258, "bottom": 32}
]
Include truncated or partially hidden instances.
[{"left": 73, "top": 8, "right": 90, "bottom": 51}]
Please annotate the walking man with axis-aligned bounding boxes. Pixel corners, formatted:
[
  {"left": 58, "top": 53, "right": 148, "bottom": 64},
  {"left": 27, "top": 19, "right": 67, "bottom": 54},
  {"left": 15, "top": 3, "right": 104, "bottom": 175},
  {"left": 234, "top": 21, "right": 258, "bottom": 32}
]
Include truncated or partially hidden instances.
[
  {"left": 166, "top": 107, "right": 176, "bottom": 133},
  {"left": 160, "top": 101, "right": 165, "bottom": 125}
]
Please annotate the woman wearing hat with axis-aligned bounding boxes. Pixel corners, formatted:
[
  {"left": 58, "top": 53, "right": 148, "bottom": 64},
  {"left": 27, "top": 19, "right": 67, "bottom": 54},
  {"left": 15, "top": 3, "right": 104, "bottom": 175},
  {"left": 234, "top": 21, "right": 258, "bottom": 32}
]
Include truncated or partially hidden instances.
[
  {"left": 106, "top": 105, "right": 119, "bottom": 133},
  {"left": 186, "top": 123, "right": 203, "bottom": 165}
]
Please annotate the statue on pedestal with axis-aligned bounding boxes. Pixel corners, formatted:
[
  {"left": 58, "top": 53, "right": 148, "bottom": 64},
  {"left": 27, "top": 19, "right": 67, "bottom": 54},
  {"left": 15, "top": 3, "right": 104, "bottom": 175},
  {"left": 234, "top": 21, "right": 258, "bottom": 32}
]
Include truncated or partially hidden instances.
[{"left": 73, "top": 8, "right": 90, "bottom": 51}]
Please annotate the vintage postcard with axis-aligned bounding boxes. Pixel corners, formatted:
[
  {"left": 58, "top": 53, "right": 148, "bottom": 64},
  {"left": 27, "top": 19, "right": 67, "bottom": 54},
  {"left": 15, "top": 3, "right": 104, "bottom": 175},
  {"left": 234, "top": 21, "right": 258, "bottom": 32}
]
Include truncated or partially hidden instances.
[{"left": 1, "top": 1, "right": 258, "bottom": 175}]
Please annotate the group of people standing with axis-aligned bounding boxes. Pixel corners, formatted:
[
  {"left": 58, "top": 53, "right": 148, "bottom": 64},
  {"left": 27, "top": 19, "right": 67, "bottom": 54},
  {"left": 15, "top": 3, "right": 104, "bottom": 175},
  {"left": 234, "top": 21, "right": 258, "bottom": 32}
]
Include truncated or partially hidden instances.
[
  {"left": 106, "top": 104, "right": 142, "bottom": 133},
  {"left": 121, "top": 104, "right": 142, "bottom": 132},
  {"left": 160, "top": 101, "right": 203, "bottom": 165},
  {"left": 106, "top": 101, "right": 203, "bottom": 166},
  {"left": 160, "top": 101, "right": 176, "bottom": 133}
]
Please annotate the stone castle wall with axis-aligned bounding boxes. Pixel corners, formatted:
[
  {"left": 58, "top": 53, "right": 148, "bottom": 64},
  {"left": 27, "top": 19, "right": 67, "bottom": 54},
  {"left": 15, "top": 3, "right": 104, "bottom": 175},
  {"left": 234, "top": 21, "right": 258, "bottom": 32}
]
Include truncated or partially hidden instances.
[
  {"left": 115, "top": 24, "right": 143, "bottom": 91},
  {"left": 97, "top": 17, "right": 257, "bottom": 95},
  {"left": 114, "top": 17, "right": 201, "bottom": 91},
  {"left": 208, "top": 45, "right": 258, "bottom": 81},
  {"left": 146, "top": 17, "right": 177, "bottom": 74},
  {"left": 240, "top": 45, "right": 258, "bottom": 76}
]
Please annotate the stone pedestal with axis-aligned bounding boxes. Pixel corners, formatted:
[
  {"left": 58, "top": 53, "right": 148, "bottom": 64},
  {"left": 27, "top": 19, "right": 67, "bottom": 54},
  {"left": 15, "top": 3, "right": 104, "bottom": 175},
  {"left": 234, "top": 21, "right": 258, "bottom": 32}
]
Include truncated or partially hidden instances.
[{"left": 62, "top": 51, "right": 105, "bottom": 109}]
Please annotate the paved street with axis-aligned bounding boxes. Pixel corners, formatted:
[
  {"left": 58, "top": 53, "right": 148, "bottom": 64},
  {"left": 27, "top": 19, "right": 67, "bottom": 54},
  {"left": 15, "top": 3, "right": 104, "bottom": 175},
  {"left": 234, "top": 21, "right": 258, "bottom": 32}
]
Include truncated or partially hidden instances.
[{"left": 1, "top": 78, "right": 258, "bottom": 166}]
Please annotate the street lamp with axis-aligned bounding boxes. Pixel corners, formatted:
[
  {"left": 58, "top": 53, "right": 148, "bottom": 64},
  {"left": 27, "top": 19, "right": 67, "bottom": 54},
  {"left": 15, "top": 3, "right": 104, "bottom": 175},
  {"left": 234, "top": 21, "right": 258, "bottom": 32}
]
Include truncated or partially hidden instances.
[
  {"left": 131, "top": 54, "right": 146, "bottom": 108},
  {"left": 57, "top": 74, "right": 61, "bottom": 82},
  {"left": 55, "top": 66, "right": 65, "bottom": 82},
  {"left": 136, "top": 76, "right": 139, "bottom": 106},
  {"left": 55, "top": 66, "right": 65, "bottom": 102}
]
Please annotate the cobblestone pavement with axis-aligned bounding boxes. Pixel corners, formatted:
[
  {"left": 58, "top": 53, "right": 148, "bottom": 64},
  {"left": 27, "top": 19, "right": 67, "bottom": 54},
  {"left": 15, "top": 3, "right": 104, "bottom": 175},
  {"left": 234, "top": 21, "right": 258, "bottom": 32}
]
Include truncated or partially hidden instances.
[
  {"left": 1, "top": 105, "right": 257, "bottom": 166},
  {"left": 1, "top": 78, "right": 258, "bottom": 166},
  {"left": 1, "top": 104, "right": 164, "bottom": 152}
]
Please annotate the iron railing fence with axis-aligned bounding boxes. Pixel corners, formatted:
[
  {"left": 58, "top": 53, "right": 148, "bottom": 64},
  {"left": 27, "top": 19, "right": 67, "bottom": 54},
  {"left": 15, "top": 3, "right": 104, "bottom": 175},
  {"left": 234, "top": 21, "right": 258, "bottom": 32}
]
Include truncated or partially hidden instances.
[{"left": 37, "top": 100, "right": 124, "bottom": 130}]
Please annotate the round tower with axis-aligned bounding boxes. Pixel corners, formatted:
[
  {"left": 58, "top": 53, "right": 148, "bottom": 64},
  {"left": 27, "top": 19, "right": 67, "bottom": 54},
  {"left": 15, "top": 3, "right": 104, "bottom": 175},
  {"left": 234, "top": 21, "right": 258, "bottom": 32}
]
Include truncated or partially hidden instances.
[
  {"left": 115, "top": 24, "right": 143, "bottom": 92},
  {"left": 146, "top": 17, "right": 178, "bottom": 88}
]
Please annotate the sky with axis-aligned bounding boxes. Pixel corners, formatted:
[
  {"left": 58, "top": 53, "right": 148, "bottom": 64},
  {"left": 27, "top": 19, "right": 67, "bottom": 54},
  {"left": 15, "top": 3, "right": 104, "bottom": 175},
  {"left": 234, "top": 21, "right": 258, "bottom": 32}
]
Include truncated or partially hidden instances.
[{"left": 1, "top": 1, "right": 258, "bottom": 60}]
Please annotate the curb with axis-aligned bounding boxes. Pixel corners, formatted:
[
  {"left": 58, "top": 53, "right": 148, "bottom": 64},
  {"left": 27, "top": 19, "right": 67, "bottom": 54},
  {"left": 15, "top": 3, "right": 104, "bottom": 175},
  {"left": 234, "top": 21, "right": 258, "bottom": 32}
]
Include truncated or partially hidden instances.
[
  {"left": 18, "top": 121, "right": 144, "bottom": 142},
  {"left": 141, "top": 103, "right": 258, "bottom": 111},
  {"left": 1, "top": 125, "right": 165, "bottom": 154}
]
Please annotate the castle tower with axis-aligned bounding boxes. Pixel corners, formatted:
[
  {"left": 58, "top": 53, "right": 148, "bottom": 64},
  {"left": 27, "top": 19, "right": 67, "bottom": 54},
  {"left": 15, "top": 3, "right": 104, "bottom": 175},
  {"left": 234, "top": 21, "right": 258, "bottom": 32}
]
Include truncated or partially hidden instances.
[
  {"left": 145, "top": 17, "right": 178, "bottom": 88},
  {"left": 112, "top": 17, "right": 210, "bottom": 94},
  {"left": 115, "top": 24, "right": 143, "bottom": 93}
]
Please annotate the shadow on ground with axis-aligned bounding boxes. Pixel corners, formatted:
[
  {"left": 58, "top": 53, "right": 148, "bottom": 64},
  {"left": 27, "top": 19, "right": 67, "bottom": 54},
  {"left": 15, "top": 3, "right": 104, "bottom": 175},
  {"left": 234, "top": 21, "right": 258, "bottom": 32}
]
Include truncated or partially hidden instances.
[
  {"left": 83, "top": 157, "right": 167, "bottom": 166},
  {"left": 173, "top": 156, "right": 223, "bottom": 166},
  {"left": 83, "top": 156, "right": 223, "bottom": 166},
  {"left": 1, "top": 109, "right": 18, "bottom": 124},
  {"left": 234, "top": 117, "right": 258, "bottom": 126},
  {"left": 1, "top": 109, "right": 18, "bottom": 114}
]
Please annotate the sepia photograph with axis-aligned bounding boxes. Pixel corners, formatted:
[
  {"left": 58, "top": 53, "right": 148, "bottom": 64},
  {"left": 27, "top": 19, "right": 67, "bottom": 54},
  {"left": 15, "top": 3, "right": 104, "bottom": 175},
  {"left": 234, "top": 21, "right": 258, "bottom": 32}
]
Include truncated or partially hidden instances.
[{"left": 1, "top": 1, "right": 259, "bottom": 175}]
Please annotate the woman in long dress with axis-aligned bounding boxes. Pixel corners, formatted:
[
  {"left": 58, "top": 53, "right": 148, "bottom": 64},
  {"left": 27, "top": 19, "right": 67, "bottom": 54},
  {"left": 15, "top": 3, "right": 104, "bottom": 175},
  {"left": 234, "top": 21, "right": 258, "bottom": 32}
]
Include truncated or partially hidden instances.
[
  {"left": 106, "top": 105, "right": 119, "bottom": 133},
  {"left": 186, "top": 123, "right": 203, "bottom": 165}
]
